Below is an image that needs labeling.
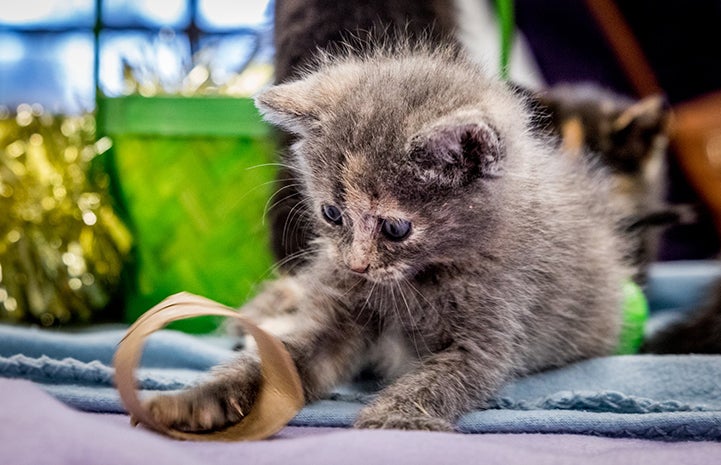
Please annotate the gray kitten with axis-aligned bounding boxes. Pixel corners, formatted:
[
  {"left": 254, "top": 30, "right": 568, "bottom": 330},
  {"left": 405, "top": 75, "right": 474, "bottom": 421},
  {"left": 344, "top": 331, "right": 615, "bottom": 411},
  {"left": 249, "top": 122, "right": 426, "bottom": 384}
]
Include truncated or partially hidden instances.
[{"left": 145, "top": 44, "right": 628, "bottom": 432}]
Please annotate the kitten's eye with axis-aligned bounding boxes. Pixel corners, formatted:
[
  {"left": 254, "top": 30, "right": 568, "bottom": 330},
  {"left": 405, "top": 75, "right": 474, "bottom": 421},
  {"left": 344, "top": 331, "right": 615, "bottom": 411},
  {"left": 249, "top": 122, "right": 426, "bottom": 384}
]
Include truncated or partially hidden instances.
[
  {"left": 322, "top": 204, "right": 343, "bottom": 225},
  {"left": 381, "top": 218, "right": 412, "bottom": 241}
]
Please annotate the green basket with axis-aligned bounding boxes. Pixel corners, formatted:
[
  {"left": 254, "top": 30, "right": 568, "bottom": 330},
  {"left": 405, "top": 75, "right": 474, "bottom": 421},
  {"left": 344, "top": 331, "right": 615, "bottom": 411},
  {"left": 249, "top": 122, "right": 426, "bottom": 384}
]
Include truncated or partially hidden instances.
[{"left": 100, "top": 96, "right": 276, "bottom": 333}]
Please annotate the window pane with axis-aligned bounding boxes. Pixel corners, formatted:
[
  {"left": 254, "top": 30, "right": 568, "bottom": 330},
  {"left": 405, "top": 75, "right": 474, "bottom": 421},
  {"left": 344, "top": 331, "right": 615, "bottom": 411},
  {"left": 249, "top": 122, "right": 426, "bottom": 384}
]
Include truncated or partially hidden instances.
[
  {"left": 102, "top": 0, "right": 190, "bottom": 28},
  {"left": 0, "top": 0, "right": 95, "bottom": 29},
  {"left": 0, "top": 32, "right": 94, "bottom": 114},
  {"left": 197, "top": 0, "right": 272, "bottom": 31},
  {"left": 197, "top": 34, "right": 260, "bottom": 85},
  {"left": 99, "top": 31, "right": 192, "bottom": 97}
]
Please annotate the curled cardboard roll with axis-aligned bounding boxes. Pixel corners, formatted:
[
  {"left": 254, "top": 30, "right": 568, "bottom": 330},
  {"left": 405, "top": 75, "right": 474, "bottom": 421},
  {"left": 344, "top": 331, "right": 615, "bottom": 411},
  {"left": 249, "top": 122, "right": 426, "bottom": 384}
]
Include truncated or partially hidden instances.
[{"left": 113, "top": 292, "right": 304, "bottom": 441}]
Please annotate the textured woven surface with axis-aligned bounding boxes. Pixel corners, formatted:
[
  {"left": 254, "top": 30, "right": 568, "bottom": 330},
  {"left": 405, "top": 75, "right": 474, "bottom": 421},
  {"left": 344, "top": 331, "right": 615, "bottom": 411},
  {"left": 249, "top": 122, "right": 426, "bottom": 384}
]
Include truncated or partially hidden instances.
[{"left": 106, "top": 97, "right": 276, "bottom": 332}]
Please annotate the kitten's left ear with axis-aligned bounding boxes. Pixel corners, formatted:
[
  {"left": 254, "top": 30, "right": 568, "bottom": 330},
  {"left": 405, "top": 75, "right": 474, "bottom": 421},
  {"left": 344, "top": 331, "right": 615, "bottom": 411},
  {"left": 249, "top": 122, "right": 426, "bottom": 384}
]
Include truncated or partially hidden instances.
[
  {"left": 255, "top": 79, "right": 322, "bottom": 136},
  {"left": 612, "top": 94, "right": 670, "bottom": 136},
  {"left": 408, "top": 115, "right": 505, "bottom": 188}
]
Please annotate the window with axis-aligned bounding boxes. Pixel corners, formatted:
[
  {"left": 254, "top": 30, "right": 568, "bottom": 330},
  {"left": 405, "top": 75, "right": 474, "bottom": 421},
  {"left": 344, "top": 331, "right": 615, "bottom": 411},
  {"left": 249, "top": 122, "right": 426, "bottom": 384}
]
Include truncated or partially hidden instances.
[{"left": 0, "top": 0, "right": 273, "bottom": 114}]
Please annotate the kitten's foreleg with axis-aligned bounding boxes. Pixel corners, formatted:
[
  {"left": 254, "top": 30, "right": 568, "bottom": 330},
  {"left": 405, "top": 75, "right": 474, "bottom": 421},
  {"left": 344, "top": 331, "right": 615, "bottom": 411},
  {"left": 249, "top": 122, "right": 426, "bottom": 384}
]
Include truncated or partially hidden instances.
[
  {"left": 280, "top": 313, "right": 367, "bottom": 401},
  {"left": 224, "top": 276, "right": 304, "bottom": 340},
  {"left": 354, "top": 341, "right": 513, "bottom": 432},
  {"left": 144, "top": 288, "right": 366, "bottom": 432}
]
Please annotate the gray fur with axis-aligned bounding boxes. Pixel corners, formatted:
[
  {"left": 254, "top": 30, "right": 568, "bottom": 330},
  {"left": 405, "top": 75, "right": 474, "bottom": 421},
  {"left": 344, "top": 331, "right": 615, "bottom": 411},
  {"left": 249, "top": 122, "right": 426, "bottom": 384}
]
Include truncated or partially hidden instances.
[
  {"left": 145, "top": 45, "right": 628, "bottom": 432},
  {"left": 268, "top": 0, "right": 459, "bottom": 269}
]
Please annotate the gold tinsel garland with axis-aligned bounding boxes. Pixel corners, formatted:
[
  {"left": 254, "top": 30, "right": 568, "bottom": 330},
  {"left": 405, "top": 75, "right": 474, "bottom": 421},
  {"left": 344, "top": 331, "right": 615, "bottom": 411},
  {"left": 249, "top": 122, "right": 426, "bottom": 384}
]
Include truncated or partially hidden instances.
[{"left": 0, "top": 104, "right": 132, "bottom": 326}]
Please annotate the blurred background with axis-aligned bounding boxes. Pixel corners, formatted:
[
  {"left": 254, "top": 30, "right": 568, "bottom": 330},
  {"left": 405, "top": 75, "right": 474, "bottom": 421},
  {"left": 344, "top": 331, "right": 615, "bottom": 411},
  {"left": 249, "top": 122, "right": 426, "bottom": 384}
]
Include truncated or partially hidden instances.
[
  {"left": 514, "top": 0, "right": 721, "bottom": 262},
  {"left": 1, "top": 0, "right": 719, "bottom": 330},
  {"left": 0, "top": 0, "right": 274, "bottom": 113},
  {"left": 0, "top": 0, "right": 277, "bottom": 331}
]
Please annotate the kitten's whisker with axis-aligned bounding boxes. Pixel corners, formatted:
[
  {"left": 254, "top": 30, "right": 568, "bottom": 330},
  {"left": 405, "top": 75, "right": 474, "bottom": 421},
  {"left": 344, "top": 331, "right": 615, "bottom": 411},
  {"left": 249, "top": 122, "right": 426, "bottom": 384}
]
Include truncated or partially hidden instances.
[
  {"left": 265, "top": 181, "right": 303, "bottom": 204},
  {"left": 261, "top": 247, "right": 317, "bottom": 279},
  {"left": 241, "top": 249, "right": 317, "bottom": 302},
  {"left": 341, "top": 277, "right": 365, "bottom": 298},
  {"left": 269, "top": 251, "right": 311, "bottom": 275},
  {"left": 402, "top": 277, "right": 441, "bottom": 323},
  {"left": 275, "top": 196, "right": 309, "bottom": 248},
  {"left": 282, "top": 199, "right": 313, "bottom": 251},
  {"left": 355, "top": 280, "right": 377, "bottom": 332},
  {"left": 403, "top": 278, "right": 443, "bottom": 355},
  {"left": 262, "top": 183, "right": 305, "bottom": 222},
  {"left": 272, "top": 246, "right": 314, "bottom": 270},
  {"left": 389, "top": 283, "right": 416, "bottom": 356},
  {"left": 395, "top": 281, "right": 424, "bottom": 359},
  {"left": 384, "top": 286, "right": 394, "bottom": 332},
  {"left": 245, "top": 162, "right": 313, "bottom": 178},
  {"left": 398, "top": 278, "right": 433, "bottom": 356},
  {"left": 245, "top": 162, "right": 294, "bottom": 171},
  {"left": 284, "top": 200, "right": 314, "bottom": 249},
  {"left": 386, "top": 284, "right": 409, "bottom": 352},
  {"left": 229, "top": 178, "right": 287, "bottom": 212}
]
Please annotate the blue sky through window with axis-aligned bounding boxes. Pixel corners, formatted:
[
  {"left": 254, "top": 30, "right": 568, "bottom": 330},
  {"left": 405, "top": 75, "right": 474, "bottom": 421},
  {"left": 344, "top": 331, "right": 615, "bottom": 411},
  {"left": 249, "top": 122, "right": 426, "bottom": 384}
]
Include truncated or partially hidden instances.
[
  {"left": 0, "top": 0, "right": 272, "bottom": 114},
  {"left": 0, "top": 0, "right": 95, "bottom": 29}
]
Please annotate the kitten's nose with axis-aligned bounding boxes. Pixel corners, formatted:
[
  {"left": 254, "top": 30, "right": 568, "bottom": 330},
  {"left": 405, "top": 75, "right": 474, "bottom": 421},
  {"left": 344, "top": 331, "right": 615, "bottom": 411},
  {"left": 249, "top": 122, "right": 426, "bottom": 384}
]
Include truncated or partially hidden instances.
[{"left": 349, "top": 263, "right": 370, "bottom": 274}]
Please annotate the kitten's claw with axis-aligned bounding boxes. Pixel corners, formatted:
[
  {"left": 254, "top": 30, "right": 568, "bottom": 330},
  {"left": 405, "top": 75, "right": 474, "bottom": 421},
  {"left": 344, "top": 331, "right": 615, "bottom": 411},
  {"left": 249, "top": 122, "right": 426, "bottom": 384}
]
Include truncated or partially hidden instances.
[{"left": 228, "top": 397, "right": 245, "bottom": 417}]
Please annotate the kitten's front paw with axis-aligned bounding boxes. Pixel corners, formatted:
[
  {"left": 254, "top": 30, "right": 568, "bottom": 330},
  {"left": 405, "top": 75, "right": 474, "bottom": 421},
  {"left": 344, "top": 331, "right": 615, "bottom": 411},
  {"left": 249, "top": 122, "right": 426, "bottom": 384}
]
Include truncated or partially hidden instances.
[
  {"left": 143, "top": 384, "right": 250, "bottom": 432},
  {"left": 354, "top": 411, "right": 454, "bottom": 432}
]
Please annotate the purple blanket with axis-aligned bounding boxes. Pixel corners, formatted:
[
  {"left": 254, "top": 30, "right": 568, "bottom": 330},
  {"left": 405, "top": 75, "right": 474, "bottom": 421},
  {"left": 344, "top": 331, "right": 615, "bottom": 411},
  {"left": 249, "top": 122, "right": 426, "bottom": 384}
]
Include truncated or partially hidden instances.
[{"left": 3, "top": 378, "right": 721, "bottom": 465}]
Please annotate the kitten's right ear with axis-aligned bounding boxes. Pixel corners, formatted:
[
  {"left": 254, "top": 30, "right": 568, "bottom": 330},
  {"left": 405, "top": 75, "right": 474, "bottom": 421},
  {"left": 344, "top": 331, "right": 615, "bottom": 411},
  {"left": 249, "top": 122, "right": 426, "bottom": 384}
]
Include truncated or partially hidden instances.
[
  {"left": 408, "top": 117, "right": 505, "bottom": 189},
  {"left": 254, "top": 80, "right": 321, "bottom": 136}
]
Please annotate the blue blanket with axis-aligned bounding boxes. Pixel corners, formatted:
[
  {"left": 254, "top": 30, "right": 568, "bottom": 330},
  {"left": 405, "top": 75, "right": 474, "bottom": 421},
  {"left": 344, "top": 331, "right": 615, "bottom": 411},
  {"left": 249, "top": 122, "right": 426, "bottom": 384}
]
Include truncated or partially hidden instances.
[{"left": 2, "top": 261, "right": 721, "bottom": 441}]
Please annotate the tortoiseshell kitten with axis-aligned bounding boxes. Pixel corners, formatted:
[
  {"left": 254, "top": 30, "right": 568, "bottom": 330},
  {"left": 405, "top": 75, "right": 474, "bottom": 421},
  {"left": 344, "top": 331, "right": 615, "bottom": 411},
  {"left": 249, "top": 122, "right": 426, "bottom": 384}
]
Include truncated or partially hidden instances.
[
  {"left": 535, "top": 85, "right": 720, "bottom": 353},
  {"left": 143, "top": 44, "right": 628, "bottom": 432},
  {"left": 530, "top": 84, "right": 685, "bottom": 283}
]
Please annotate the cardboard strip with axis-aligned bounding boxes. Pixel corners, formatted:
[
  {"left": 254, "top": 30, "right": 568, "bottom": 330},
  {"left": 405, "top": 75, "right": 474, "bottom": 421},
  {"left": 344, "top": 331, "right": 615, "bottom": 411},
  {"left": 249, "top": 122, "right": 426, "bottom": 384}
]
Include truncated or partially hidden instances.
[{"left": 113, "top": 292, "right": 304, "bottom": 441}]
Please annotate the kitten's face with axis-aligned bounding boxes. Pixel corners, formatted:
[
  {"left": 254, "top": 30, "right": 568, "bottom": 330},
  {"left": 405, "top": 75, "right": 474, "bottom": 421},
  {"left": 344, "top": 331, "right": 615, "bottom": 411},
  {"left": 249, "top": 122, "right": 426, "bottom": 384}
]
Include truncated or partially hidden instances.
[
  {"left": 287, "top": 114, "right": 449, "bottom": 284},
  {"left": 539, "top": 85, "right": 670, "bottom": 176},
  {"left": 313, "top": 180, "right": 424, "bottom": 282},
  {"left": 257, "top": 53, "right": 515, "bottom": 283}
]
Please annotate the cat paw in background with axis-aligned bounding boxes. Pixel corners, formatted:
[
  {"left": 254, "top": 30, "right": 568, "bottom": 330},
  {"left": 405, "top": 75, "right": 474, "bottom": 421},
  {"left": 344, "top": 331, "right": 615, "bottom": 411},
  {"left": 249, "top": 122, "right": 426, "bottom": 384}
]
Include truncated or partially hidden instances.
[{"left": 642, "top": 275, "right": 721, "bottom": 354}]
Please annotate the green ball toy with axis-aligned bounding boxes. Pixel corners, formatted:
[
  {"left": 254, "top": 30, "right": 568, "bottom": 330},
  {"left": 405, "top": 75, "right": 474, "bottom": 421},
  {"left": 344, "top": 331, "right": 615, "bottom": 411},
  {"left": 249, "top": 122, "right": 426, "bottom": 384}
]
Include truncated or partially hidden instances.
[{"left": 616, "top": 280, "right": 649, "bottom": 355}]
